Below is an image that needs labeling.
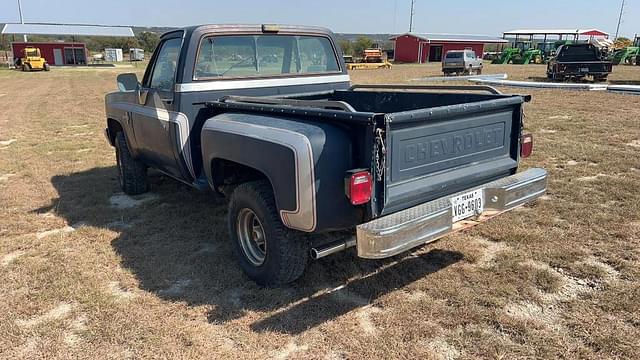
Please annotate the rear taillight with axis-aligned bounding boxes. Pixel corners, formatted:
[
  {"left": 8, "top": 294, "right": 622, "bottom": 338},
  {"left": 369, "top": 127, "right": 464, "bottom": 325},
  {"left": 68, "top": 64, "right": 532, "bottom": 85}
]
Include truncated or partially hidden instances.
[
  {"left": 521, "top": 133, "right": 533, "bottom": 158},
  {"left": 346, "top": 170, "right": 372, "bottom": 205}
]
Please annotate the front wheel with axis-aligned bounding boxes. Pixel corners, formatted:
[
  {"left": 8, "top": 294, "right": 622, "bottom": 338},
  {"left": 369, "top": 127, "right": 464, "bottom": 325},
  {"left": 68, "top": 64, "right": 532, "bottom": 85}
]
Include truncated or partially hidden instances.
[
  {"left": 115, "top": 132, "right": 148, "bottom": 195},
  {"left": 228, "top": 180, "right": 309, "bottom": 286}
]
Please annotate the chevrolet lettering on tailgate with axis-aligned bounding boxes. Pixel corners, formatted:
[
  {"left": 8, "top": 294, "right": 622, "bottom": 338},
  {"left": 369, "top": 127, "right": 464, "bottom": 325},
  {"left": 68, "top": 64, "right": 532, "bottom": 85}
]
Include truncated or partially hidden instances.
[{"left": 403, "top": 123, "right": 505, "bottom": 165}]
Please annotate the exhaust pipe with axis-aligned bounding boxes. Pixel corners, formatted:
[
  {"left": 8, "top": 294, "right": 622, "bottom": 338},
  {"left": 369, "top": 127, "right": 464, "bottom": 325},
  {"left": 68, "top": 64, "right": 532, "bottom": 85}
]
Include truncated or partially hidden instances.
[{"left": 310, "top": 237, "right": 357, "bottom": 260}]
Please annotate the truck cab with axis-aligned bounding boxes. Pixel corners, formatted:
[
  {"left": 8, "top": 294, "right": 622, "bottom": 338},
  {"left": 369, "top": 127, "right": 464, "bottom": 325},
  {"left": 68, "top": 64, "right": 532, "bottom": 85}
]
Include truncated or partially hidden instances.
[{"left": 105, "top": 24, "right": 547, "bottom": 286}]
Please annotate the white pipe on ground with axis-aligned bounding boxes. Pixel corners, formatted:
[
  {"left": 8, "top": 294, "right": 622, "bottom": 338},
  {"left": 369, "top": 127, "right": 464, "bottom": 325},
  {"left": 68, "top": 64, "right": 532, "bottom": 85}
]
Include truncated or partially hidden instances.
[
  {"left": 469, "top": 78, "right": 609, "bottom": 91},
  {"left": 411, "top": 73, "right": 508, "bottom": 82}
]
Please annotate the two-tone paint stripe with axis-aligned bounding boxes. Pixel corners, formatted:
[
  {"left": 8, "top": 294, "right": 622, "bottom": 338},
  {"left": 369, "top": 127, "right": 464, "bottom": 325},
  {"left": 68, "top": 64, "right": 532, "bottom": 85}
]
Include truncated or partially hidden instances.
[
  {"left": 108, "top": 102, "right": 195, "bottom": 179},
  {"left": 175, "top": 74, "right": 350, "bottom": 93},
  {"left": 203, "top": 118, "right": 317, "bottom": 232}
]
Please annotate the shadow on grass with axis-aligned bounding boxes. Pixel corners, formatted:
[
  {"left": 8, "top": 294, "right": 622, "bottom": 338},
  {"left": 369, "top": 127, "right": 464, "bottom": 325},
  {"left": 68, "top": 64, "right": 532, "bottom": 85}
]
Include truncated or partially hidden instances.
[{"left": 37, "top": 166, "right": 462, "bottom": 334}]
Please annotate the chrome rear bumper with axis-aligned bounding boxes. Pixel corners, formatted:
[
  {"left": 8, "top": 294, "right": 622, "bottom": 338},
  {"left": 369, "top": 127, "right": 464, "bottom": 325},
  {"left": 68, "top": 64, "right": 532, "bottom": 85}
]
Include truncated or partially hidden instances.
[{"left": 356, "top": 168, "right": 548, "bottom": 259}]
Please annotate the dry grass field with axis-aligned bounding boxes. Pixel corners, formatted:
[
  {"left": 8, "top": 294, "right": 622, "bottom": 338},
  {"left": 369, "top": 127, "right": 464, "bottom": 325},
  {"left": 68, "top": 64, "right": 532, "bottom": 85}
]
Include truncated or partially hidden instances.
[{"left": 1, "top": 63, "right": 639, "bottom": 359}]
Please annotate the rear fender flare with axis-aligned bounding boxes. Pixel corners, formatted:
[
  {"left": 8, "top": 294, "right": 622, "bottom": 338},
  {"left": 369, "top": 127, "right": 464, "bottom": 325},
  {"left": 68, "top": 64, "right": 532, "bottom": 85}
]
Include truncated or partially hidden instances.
[{"left": 201, "top": 116, "right": 317, "bottom": 232}]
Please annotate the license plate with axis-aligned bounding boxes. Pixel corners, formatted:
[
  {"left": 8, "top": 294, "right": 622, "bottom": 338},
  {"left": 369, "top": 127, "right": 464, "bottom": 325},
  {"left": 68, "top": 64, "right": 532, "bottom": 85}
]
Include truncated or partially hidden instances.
[
  {"left": 451, "top": 189, "right": 484, "bottom": 223},
  {"left": 580, "top": 67, "right": 589, "bottom": 72}
]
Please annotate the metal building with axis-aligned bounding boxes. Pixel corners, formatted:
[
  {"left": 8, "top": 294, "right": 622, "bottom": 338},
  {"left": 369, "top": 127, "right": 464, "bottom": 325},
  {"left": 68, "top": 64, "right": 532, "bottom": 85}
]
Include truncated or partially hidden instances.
[{"left": 1, "top": 23, "right": 134, "bottom": 66}]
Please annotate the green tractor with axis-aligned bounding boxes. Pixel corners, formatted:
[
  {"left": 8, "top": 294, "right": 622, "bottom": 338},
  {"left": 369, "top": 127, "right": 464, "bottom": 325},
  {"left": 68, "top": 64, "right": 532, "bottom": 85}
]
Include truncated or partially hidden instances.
[
  {"left": 611, "top": 46, "right": 640, "bottom": 65},
  {"left": 492, "top": 47, "right": 520, "bottom": 64},
  {"left": 611, "top": 36, "right": 640, "bottom": 65},
  {"left": 514, "top": 48, "right": 543, "bottom": 64},
  {"left": 494, "top": 42, "right": 543, "bottom": 65}
]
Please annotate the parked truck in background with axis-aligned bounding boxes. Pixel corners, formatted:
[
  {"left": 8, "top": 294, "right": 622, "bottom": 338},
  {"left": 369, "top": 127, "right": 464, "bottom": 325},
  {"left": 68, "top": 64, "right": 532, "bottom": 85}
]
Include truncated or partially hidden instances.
[
  {"left": 104, "top": 24, "right": 548, "bottom": 286},
  {"left": 547, "top": 43, "right": 613, "bottom": 81},
  {"left": 442, "top": 49, "right": 483, "bottom": 75}
]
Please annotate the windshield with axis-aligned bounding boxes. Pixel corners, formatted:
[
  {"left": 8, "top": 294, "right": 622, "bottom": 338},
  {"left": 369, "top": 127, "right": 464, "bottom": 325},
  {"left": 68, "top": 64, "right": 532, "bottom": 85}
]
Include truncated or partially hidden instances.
[
  {"left": 195, "top": 34, "right": 340, "bottom": 79},
  {"left": 558, "top": 45, "right": 598, "bottom": 62},
  {"left": 445, "top": 52, "right": 463, "bottom": 59},
  {"left": 26, "top": 49, "right": 39, "bottom": 57}
]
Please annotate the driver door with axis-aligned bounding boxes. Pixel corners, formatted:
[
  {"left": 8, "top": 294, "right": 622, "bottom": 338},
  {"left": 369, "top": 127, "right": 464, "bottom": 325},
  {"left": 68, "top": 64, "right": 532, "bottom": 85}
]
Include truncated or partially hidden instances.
[{"left": 130, "top": 36, "right": 189, "bottom": 179}]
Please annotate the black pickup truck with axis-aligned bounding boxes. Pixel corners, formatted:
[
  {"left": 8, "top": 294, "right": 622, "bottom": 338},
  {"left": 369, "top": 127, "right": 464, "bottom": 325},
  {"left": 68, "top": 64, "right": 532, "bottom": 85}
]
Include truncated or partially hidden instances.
[
  {"left": 547, "top": 43, "right": 612, "bottom": 81},
  {"left": 104, "top": 24, "right": 548, "bottom": 285}
]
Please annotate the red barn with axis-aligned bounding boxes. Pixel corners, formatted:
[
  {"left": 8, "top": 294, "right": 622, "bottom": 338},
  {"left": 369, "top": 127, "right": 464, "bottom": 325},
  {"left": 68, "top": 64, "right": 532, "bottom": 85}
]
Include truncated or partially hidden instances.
[
  {"left": 390, "top": 33, "right": 508, "bottom": 63},
  {"left": 11, "top": 42, "right": 88, "bottom": 66}
]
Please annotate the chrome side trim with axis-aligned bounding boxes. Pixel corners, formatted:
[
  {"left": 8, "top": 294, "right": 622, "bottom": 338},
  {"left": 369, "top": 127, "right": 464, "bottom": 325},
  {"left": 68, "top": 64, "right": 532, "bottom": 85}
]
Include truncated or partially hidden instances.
[
  {"left": 357, "top": 168, "right": 548, "bottom": 259},
  {"left": 109, "top": 102, "right": 195, "bottom": 180},
  {"left": 202, "top": 118, "right": 317, "bottom": 232},
  {"left": 175, "top": 74, "right": 351, "bottom": 92}
]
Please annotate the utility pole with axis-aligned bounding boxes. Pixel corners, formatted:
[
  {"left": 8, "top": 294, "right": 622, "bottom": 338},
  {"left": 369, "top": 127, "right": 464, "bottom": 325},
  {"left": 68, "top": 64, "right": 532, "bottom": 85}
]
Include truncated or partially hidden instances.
[
  {"left": 615, "top": 0, "right": 625, "bottom": 39},
  {"left": 409, "top": 0, "right": 416, "bottom": 33},
  {"left": 17, "top": 0, "right": 27, "bottom": 42}
]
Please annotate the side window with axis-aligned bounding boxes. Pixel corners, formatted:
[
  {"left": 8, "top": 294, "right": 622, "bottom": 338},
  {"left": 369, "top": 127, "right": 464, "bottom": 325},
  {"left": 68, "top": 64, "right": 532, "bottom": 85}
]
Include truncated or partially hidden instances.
[{"left": 149, "top": 38, "right": 182, "bottom": 91}]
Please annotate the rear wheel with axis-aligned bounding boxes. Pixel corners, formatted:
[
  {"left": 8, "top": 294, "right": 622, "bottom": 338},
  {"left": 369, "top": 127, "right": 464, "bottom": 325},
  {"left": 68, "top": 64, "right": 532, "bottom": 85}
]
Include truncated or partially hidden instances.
[
  {"left": 228, "top": 180, "right": 309, "bottom": 286},
  {"left": 115, "top": 132, "right": 148, "bottom": 195},
  {"left": 44, "top": 63, "right": 50, "bottom": 71}
]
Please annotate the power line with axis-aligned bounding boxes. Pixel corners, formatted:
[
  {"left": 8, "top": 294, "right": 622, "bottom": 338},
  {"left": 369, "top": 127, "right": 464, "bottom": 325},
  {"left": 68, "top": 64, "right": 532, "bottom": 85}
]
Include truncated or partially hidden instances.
[
  {"left": 409, "top": 0, "right": 416, "bottom": 33},
  {"left": 615, "top": 0, "right": 625, "bottom": 39}
]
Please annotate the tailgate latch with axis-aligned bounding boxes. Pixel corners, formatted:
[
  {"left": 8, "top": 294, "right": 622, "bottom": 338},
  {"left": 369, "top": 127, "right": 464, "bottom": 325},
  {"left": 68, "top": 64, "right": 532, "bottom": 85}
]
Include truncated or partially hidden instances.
[{"left": 374, "top": 128, "right": 386, "bottom": 182}]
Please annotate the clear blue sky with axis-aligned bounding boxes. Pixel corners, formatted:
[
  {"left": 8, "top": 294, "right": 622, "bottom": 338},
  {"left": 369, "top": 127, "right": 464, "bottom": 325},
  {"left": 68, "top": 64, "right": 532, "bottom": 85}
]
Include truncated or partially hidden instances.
[{"left": 2, "top": 0, "right": 638, "bottom": 38}]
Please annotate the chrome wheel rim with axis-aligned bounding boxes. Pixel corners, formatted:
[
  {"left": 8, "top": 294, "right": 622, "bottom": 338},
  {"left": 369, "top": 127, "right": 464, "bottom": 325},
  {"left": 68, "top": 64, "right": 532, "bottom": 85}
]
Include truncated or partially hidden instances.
[{"left": 236, "top": 208, "right": 266, "bottom": 266}]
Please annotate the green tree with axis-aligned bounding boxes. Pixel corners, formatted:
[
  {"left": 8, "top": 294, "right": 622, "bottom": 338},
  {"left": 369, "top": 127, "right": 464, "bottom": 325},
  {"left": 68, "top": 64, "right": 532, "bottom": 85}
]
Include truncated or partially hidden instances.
[
  {"left": 338, "top": 39, "right": 353, "bottom": 56},
  {"left": 136, "top": 31, "right": 161, "bottom": 52},
  {"left": 353, "top": 36, "right": 374, "bottom": 56}
]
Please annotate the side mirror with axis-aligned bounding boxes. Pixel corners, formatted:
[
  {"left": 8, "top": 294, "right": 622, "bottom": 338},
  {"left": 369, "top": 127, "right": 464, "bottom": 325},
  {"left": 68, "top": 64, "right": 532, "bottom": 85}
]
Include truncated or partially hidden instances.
[{"left": 116, "top": 73, "right": 140, "bottom": 92}]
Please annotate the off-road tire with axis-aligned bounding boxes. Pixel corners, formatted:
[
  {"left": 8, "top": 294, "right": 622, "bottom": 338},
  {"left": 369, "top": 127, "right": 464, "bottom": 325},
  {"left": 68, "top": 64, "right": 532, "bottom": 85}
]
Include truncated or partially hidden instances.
[
  {"left": 44, "top": 63, "right": 50, "bottom": 71},
  {"left": 22, "top": 64, "right": 29, "bottom": 72},
  {"left": 228, "top": 180, "right": 308, "bottom": 286},
  {"left": 115, "top": 132, "right": 148, "bottom": 195},
  {"left": 476, "top": 67, "right": 482, "bottom": 75}
]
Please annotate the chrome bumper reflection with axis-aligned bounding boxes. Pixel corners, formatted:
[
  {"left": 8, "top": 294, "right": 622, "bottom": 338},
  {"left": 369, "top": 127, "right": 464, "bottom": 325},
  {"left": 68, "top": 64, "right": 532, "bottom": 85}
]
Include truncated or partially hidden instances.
[{"left": 356, "top": 168, "right": 548, "bottom": 259}]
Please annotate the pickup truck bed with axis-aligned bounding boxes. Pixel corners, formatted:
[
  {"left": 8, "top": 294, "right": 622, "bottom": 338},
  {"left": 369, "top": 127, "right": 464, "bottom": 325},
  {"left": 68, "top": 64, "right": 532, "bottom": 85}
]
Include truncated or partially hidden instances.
[{"left": 203, "top": 85, "right": 533, "bottom": 228}]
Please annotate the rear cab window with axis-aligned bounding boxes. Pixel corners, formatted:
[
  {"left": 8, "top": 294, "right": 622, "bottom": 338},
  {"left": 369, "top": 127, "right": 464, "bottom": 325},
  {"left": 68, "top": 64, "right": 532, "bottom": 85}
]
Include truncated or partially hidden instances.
[
  {"left": 445, "top": 52, "right": 463, "bottom": 59},
  {"left": 194, "top": 34, "right": 341, "bottom": 80},
  {"left": 558, "top": 45, "right": 598, "bottom": 62}
]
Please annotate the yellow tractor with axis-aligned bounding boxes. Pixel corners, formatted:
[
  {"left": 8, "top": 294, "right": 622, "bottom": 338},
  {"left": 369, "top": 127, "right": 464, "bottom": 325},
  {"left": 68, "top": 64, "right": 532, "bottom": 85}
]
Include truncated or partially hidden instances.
[
  {"left": 15, "top": 47, "right": 50, "bottom": 72},
  {"left": 346, "top": 49, "right": 392, "bottom": 70}
]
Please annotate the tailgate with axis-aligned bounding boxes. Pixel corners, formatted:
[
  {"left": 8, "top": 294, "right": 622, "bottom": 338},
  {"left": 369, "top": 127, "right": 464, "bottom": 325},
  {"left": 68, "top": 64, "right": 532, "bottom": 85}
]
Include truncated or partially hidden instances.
[
  {"left": 381, "top": 97, "right": 524, "bottom": 215},
  {"left": 563, "top": 61, "right": 612, "bottom": 73}
]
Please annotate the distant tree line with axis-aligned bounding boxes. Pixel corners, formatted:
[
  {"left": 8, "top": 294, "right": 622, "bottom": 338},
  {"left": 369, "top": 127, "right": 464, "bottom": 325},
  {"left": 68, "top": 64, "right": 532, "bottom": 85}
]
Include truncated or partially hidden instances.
[
  {"left": 0, "top": 31, "right": 161, "bottom": 53},
  {"left": 338, "top": 36, "right": 377, "bottom": 56}
]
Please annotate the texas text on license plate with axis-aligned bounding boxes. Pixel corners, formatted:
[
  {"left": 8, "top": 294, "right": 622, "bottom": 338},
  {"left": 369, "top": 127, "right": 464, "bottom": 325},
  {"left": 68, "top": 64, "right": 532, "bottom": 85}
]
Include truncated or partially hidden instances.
[{"left": 451, "top": 189, "right": 484, "bottom": 223}]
